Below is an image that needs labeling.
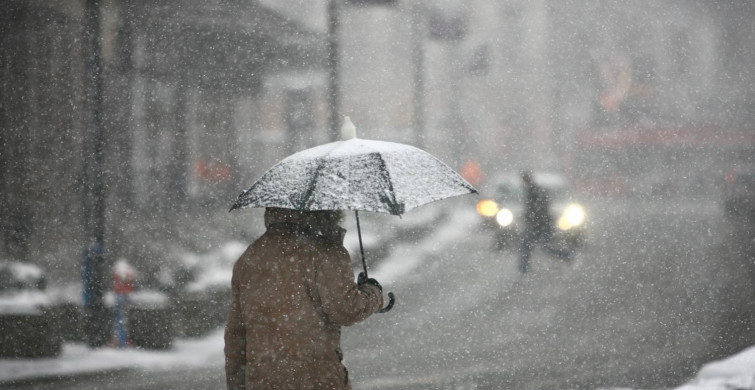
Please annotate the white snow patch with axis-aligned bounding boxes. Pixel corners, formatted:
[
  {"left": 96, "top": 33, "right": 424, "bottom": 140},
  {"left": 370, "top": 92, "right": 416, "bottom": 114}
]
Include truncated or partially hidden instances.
[
  {"left": 0, "top": 290, "right": 50, "bottom": 315},
  {"left": 674, "top": 345, "right": 755, "bottom": 390},
  {"left": 0, "top": 329, "right": 225, "bottom": 384}
]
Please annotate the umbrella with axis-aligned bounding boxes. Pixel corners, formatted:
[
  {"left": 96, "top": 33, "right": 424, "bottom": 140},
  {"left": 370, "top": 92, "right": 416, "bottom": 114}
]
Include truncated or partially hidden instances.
[{"left": 230, "top": 117, "right": 477, "bottom": 312}]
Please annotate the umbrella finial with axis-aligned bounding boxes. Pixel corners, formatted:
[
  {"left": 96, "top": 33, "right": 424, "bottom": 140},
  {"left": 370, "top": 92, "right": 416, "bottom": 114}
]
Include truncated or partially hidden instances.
[{"left": 341, "top": 116, "right": 357, "bottom": 140}]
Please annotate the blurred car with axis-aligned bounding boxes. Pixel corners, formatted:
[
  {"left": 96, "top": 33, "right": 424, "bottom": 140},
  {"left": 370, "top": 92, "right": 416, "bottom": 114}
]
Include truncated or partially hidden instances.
[
  {"left": 476, "top": 173, "right": 524, "bottom": 249},
  {"left": 0, "top": 260, "right": 62, "bottom": 358},
  {"left": 476, "top": 172, "right": 587, "bottom": 253},
  {"left": 724, "top": 170, "right": 755, "bottom": 221}
]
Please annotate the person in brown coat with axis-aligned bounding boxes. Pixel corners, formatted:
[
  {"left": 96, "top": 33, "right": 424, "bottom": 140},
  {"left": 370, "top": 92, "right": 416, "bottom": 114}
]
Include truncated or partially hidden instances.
[{"left": 225, "top": 207, "right": 384, "bottom": 390}]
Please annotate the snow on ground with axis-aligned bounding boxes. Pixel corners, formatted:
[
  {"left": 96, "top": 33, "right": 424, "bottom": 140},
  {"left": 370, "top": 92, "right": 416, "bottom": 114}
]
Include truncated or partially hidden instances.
[
  {"left": 0, "top": 329, "right": 225, "bottom": 384},
  {"left": 674, "top": 345, "right": 755, "bottom": 390},
  {"left": 3, "top": 327, "right": 754, "bottom": 388},
  {"left": 1, "top": 204, "right": 754, "bottom": 388}
]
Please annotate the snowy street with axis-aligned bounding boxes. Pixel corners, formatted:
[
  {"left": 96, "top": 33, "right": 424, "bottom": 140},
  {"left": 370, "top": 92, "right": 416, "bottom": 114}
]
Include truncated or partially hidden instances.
[
  {"left": 344, "top": 197, "right": 755, "bottom": 389},
  {"left": 4, "top": 197, "right": 754, "bottom": 389},
  {"left": 4, "top": 1, "right": 754, "bottom": 389}
]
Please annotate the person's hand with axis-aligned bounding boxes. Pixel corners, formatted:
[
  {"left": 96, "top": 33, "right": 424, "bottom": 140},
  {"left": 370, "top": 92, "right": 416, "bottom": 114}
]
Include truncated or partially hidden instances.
[{"left": 357, "top": 272, "right": 382, "bottom": 292}]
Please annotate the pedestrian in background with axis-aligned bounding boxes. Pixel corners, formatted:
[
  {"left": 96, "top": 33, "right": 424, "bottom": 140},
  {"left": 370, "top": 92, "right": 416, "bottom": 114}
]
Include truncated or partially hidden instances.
[
  {"left": 112, "top": 259, "right": 135, "bottom": 348},
  {"left": 518, "top": 170, "right": 571, "bottom": 273},
  {"left": 224, "top": 207, "right": 384, "bottom": 389}
]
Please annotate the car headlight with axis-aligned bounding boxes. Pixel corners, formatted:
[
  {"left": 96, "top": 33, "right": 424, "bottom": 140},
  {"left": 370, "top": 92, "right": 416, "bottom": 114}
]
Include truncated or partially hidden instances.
[
  {"left": 558, "top": 203, "right": 586, "bottom": 230},
  {"left": 476, "top": 199, "right": 499, "bottom": 217},
  {"left": 496, "top": 208, "right": 514, "bottom": 227}
]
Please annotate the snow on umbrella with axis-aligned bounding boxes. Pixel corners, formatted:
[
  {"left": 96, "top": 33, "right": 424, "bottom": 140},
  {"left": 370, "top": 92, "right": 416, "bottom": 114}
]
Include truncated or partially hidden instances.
[{"left": 230, "top": 117, "right": 477, "bottom": 312}]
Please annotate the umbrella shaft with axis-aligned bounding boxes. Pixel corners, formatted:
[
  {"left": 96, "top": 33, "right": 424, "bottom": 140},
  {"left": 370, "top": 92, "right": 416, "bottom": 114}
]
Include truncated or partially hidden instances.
[{"left": 355, "top": 210, "right": 368, "bottom": 278}]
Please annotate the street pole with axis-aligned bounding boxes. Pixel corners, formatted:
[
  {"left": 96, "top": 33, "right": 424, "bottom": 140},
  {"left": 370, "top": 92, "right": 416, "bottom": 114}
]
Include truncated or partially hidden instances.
[
  {"left": 327, "top": 0, "right": 341, "bottom": 142},
  {"left": 411, "top": 1, "right": 425, "bottom": 149},
  {"left": 82, "top": 0, "right": 110, "bottom": 348}
]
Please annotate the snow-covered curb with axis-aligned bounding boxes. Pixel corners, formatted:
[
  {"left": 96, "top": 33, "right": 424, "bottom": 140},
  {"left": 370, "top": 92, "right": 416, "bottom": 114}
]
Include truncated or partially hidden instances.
[
  {"left": 674, "top": 345, "right": 755, "bottom": 390},
  {"left": 0, "top": 329, "right": 224, "bottom": 385}
]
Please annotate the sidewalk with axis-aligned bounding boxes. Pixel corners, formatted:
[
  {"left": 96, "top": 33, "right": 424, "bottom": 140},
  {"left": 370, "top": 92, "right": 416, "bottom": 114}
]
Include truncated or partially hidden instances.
[
  {"left": 3, "top": 329, "right": 754, "bottom": 389},
  {"left": 0, "top": 329, "right": 225, "bottom": 387}
]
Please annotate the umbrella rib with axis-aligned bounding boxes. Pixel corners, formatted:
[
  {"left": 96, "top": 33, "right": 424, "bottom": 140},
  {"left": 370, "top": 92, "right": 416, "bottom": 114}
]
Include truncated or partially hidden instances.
[
  {"left": 297, "top": 141, "right": 348, "bottom": 210},
  {"left": 328, "top": 140, "right": 401, "bottom": 214},
  {"left": 298, "top": 158, "right": 327, "bottom": 210},
  {"left": 373, "top": 152, "right": 404, "bottom": 215},
  {"left": 297, "top": 141, "right": 352, "bottom": 210},
  {"left": 427, "top": 153, "right": 478, "bottom": 194}
]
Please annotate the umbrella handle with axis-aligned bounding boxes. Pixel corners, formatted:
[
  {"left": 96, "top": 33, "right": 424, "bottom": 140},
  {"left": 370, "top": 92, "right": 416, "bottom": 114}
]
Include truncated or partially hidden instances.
[
  {"left": 354, "top": 210, "right": 394, "bottom": 313},
  {"left": 378, "top": 292, "right": 395, "bottom": 313},
  {"left": 355, "top": 211, "right": 369, "bottom": 277}
]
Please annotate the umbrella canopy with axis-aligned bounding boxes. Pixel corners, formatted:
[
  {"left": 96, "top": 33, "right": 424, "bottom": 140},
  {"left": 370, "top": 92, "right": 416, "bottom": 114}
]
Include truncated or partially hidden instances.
[
  {"left": 230, "top": 138, "right": 477, "bottom": 215},
  {"left": 231, "top": 119, "right": 477, "bottom": 313}
]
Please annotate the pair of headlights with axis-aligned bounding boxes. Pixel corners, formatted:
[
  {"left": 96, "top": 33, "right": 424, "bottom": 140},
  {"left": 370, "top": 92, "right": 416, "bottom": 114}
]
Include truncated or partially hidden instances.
[
  {"left": 476, "top": 200, "right": 586, "bottom": 230},
  {"left": 475, "top": 200, "right": 515, "bottom": 227}
]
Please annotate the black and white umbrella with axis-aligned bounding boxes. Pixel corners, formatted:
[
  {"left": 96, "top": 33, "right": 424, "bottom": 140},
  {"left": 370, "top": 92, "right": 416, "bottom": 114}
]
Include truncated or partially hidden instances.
[{"left": 230, "top": 118, "right": 477, "bottom": 311}]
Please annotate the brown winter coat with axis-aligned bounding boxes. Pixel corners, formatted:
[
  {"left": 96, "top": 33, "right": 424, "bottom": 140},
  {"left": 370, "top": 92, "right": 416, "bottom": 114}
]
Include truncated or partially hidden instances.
[{"left": 224, "top": 208, "right": 383, "bottom": 390}]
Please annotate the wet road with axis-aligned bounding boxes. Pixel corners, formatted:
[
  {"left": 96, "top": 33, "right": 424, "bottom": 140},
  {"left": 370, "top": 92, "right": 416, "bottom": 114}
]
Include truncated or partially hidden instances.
[{"left": 13, "top": 198, "right": 755, "bottom": 390}]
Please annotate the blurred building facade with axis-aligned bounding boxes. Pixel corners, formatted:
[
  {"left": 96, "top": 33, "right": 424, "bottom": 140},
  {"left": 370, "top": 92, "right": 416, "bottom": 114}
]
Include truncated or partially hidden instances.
[
  {"left": 1, "top": 0, "right": 329, "bottom": 278},
  {"left": 1, "top": 0, "right": 753, "bottom": 278},
  {"left": 271, "top": 0, "right": 754, "bottom": 188}
]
